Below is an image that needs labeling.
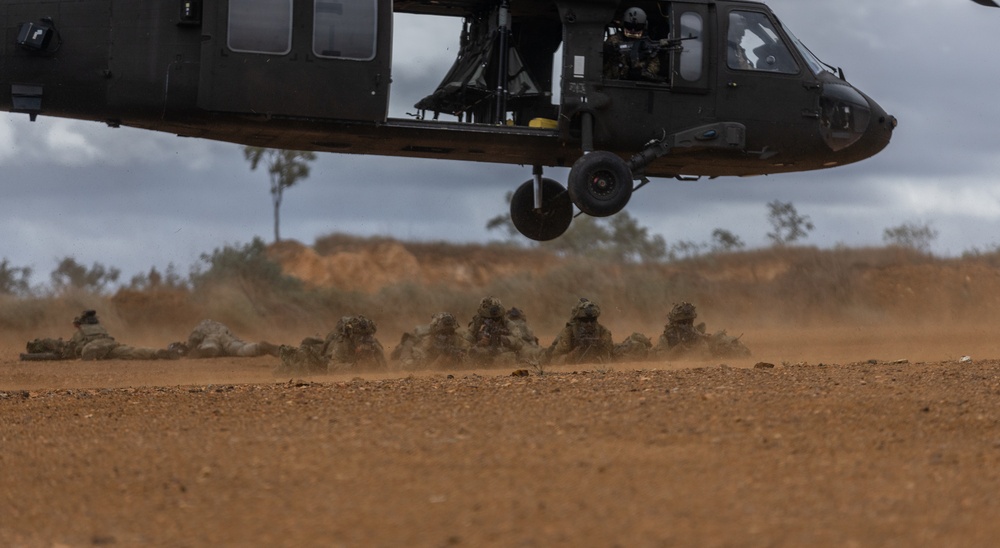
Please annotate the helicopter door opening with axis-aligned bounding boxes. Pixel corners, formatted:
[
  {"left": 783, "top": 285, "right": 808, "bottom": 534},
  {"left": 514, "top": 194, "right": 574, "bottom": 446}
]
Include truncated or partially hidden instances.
[
  {"left": 412, "top": 10, "right": 558, "bottom": 126},
  {"left": 197, "top": 0, "right": 392, "bottom": 122}
]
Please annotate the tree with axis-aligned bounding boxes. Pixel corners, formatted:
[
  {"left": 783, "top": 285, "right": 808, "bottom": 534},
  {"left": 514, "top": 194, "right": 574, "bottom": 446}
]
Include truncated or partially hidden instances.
[
  {"left": 0, "top": 259, "right": 32, "bottom": 296},
  {"left": 606, "top": 213, "right": 667, "bottom": 262},
  {"left": 127, "top": 264, "right": 188, "bottom": 291},
  {"left": 485, "top": 191, "right": 520, "bottom": 240},
  {"left": 50, "top": 257, "right": 120, "bottom": 294},
  {"left": 189, "top": 237, "right": 300, "bottom": 293},
  {"left": 766, "top": 200, "right": 814, "bottom": 246},
  {"left": 486, "top": 193, "right": 667, "bottom": 262},
  {"left": 710, "top": 229, "right": 745, "bottom": 253},
  {"left": 243, "top": 147, "right": 317, "bottom": 243},
  {"left": 883, "top": 221, "right": 938, "bottom": 253}
]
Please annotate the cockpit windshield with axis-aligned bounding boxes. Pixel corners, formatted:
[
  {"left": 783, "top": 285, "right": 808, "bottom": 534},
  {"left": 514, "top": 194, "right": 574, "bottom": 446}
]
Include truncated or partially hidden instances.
[
  {"left": 781, "top": 24, "right": 828, "bottom": 76},
  {"left": 726, "top": 11, "right": 797, "bottom": 73}
]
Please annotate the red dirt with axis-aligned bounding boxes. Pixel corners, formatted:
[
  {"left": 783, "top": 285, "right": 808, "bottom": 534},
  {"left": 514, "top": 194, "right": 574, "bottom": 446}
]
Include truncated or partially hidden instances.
[{"left": 3, "top": 322, "right": 1000, "bottom": 546}]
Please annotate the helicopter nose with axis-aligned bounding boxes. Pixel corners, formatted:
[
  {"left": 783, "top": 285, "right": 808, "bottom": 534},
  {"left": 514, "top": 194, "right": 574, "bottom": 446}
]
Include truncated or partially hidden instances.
[{"left": 817, "top": 82, "right": 894, "bottom": 162}]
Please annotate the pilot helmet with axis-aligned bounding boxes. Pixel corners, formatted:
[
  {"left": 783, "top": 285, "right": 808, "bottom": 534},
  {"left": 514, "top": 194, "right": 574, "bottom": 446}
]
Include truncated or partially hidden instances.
[{"left": 622, "top": 7, "right": 648, "bottom": 38}]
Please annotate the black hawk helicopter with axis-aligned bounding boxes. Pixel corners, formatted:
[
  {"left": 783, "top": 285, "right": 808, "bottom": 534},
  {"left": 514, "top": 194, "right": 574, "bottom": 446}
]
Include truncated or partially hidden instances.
[{"left": 0, "top": 0, "right": 993, "bottom": 240}]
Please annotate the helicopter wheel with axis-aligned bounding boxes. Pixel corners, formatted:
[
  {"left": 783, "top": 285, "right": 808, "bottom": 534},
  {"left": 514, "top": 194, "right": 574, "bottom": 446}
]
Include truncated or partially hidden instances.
[
  {"left": 567, "top": 151, "right": 633, "bottom": 217},
  {"left": 510, "top": 178, "right": 573, "bottom": 241}
]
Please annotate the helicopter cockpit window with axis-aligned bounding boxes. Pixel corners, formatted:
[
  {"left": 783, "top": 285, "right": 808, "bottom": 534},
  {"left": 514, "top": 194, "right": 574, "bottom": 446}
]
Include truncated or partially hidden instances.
[
  {"left": 227, "top": 0, "right": 293, "bottom": 55},
  {"left": 727, "top": 11, "right": 797, "bottom": 74},
  {"left": 313, "top": 0, "right": 377, "bottom": 61}
]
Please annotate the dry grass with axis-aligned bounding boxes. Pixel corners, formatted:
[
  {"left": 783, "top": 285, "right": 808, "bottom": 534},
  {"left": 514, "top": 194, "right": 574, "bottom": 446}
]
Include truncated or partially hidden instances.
[{"left": 4, "top": 240, "right": 999, "bottom": 351}]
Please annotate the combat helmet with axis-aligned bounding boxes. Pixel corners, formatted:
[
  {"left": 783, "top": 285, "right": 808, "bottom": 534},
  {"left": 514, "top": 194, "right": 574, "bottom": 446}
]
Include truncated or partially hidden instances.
[
  {"left": 507, "top": 307, "right": 526, "bottom": 321},
  {"left": 343, "top": 315, "right": 377, "bottom": 336},
  {"left": 430, "top": 312, "right": 458, "bottom": 333},
  {"left": 625, "top": 332, "right": 652, "bottom": 348},
  {"left": 622, "top": 7, "right": 648, "bottom": 38},
  {"left": 74, "top": 309, "right": 100, "bottom": 325},
  {"left": 572, "top": 298, "right": 601, "bottom": 320},
  {"left": 668, "top": 302, "right": 697, "bottom": 323},
  {"left": 477, "top": 296, "right": 506, "bottom": 319}
]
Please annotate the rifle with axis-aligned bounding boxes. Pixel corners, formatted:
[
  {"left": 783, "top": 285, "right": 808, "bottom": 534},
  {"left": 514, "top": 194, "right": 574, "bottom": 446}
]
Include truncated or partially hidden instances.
[
  {"left": 477, "top": 318, "right": 510, "bottom": 349},
  {"left": 20, "top": 352, "right": 68, "bottom": 361}
]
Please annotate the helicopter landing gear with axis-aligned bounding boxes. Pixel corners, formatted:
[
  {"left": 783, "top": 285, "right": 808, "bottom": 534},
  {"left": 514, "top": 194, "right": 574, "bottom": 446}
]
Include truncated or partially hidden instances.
[
  {"left": 567, "top": 151, "right": 633, "bottom": 217},
  {"left": 510, "top": 176, "right": 573, "bottom": 241}
]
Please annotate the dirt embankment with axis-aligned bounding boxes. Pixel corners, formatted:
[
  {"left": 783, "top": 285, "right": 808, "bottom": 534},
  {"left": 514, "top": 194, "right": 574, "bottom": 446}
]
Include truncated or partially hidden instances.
[{"left": 267, "top": 239, "right": 560, "bottom": 293}]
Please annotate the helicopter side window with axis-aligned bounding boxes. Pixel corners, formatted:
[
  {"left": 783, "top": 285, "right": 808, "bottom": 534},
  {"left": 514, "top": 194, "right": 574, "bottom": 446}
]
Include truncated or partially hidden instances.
[
  {"left": 313, "top": 0, "right": 378, "bottom": 61},
  {"left": 228, "top": 0, "right": 293, "bottom": 55},
  {"left": 727, "top": 11, "right": 797, "bottom": 74},
  {"left": 677, "top": 12, "right": 703, "bottom": 82}
]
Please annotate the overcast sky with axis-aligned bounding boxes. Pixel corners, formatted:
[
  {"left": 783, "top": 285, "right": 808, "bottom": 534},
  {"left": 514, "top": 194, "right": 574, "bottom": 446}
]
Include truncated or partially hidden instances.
[{"left": 2, "top": 0, "right": 998, "bottom": 287}]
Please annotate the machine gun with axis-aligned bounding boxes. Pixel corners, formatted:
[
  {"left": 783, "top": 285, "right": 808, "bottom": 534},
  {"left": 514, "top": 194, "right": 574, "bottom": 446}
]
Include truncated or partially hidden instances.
[{"left": 611, "top": 35, "right": 693, "bottom": 82}]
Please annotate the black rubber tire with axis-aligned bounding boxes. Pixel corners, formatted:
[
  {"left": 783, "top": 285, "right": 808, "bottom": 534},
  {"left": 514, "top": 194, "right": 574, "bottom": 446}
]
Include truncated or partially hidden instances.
[
  {"left": 510, "top": 178, "right": 573, "bottom": 241},
  {"left": 567, "top": 151, "right": 633, "bottom": 217}
]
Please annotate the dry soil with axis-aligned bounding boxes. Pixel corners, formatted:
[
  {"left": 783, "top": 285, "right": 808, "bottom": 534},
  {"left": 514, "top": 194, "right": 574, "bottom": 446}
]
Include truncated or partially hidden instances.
[{"left": 3, "top": 325, "right": 1000, "bottom": 547}]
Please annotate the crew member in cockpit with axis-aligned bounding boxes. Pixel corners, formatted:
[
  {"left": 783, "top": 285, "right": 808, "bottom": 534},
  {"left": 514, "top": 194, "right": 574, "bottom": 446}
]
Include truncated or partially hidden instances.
[
  {"left": 603, "top": 7, "right": 664, "bottom": 82},
  {"left": 727, "top": 13, "right": 754, "bottom": 70}
]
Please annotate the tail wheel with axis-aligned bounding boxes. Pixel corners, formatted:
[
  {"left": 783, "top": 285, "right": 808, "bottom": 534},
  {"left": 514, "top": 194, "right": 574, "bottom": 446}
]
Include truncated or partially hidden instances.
[
  {"left": 568, "top": 151, "right": 633, "bottom": 217},
  {"left": 510, "top": 178, "right": 573, "bottom": 241}
]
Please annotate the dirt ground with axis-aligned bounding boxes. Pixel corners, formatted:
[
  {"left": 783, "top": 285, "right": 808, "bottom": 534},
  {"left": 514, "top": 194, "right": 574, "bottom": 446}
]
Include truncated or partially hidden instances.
[{"left": 3, "top": 324, "right": 1000, "bottom": 547}]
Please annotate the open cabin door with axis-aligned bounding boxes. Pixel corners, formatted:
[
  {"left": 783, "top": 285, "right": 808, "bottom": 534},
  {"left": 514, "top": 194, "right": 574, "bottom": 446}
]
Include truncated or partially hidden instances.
[{"left": 198, "top": 0, "right": 392, "bottom": 122}]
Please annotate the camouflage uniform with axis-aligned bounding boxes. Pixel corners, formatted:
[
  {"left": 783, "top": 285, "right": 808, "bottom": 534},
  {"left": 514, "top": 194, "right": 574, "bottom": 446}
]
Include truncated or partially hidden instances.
[
  {"left": 22, "top": 337, "right": 75, "bottom": 360},
  {"left": 184, "top": 319, "right": 279, "bottom": 358},
  {"left": 612, "top": 332, "right": 654, "bottom": 362},
  {"left": 413, "top": 313, "right": 470, "bottom": 369},
  {"left": 654, "top": 302, "right": 751, "bottom": 360},
  {"left": 604, "top": 32, "right": 663, "bottom": 81},
  {"left": 506, "top": 307, "right": 542, "bottom": 360},
  {"left": 276, "top": 337, "right": 328, "bottom": 375},
  {"left": 545, "top": 298, "right": 614, "bottom": 365},
  {"left": 277, "top": 315, "right": 388, "bottom": 375},
  {"left": 328, "top": 315, "right": 388, "bottom": 371},
  {"left": 465, "top": 296, "right": 524, "bottom": 367},
  {"left": 391, "top": 324, "right": 431, "bottom": 368},
  {"left": 67, "top": 310, "right": 178, "bottom": 361}
]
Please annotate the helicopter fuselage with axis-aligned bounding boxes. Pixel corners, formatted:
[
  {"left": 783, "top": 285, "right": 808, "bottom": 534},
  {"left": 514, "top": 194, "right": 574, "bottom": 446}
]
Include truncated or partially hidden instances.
[{"left": 0, "top": 0, "right": 897, "bottom": 239}]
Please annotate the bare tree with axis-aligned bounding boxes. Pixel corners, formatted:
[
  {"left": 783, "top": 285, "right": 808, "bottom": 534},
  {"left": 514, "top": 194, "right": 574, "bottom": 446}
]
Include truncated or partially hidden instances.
[{"left": 243, "top": 147, "right": 317, "bottom": 243}]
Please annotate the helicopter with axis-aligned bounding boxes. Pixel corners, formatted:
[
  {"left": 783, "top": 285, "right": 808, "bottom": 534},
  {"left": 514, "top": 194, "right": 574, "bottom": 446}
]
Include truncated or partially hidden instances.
[{"left": 0, "top": 0, "right": 992, "bottom": 241}]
